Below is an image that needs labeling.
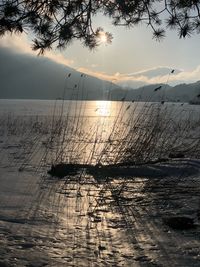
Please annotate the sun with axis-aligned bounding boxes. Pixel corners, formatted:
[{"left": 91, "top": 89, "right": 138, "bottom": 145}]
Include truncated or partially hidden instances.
[{"left": 98, "top": 31, "right": 108, "bottom": 44}]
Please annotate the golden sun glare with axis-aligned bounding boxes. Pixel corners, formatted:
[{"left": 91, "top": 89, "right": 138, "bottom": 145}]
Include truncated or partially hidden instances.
[{"left": 98, "top": 32, "right": 108, "bottom": 44}]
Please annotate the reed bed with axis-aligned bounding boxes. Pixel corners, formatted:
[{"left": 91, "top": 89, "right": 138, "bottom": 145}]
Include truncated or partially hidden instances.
[{"left": 0, "top": 98, "right": 200, "bottom": 171}]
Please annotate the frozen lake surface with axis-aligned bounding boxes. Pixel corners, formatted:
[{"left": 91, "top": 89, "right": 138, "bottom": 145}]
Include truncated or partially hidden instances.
[{"left": 0, "top": 99, "right": 200, "bottom": 266}]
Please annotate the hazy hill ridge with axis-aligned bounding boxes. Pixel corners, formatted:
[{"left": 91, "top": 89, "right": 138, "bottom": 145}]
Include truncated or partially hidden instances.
[
  {"left": 115, "top": 81, "right": 200, "bottom": 103},
  {"left": 1, "top": 46, "right": 200, "bottom": 102},
  {"left": 0, "top": 47, "right": 120, "bottom": 100}
]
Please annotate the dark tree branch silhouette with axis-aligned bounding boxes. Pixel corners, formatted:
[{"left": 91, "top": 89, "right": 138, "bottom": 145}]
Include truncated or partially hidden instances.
[{"left": 0, "top": 0, "right": 200, "bottom": 53}]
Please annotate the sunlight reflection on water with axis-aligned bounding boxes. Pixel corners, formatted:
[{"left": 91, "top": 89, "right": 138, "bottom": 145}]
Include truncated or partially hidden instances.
[
  {"left": 95, "top": 101, "right": 111, "bottom": 116},
  {"left": 0, "top": 99, "right": 200, "bottom": 165}
]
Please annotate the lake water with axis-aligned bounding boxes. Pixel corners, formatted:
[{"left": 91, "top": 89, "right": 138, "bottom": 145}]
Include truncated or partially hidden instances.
[
  {"left": 0, "top": 99, "right": 200, "bottom": 165},
  {"left": 0, "top": 99, "right": 199, "bottom": 116}
]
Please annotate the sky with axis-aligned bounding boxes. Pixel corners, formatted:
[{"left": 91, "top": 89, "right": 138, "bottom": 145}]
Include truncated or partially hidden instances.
[{"left": 0, "top": 13, "right": 200, "bottom": 89}]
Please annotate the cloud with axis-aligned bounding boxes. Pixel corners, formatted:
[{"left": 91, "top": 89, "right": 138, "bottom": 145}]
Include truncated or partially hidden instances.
[
  {"left": 0, "top": 33, "right": 74, "bottom": 66},
  {"left": 126, "top": 67, "right": 182, "bottom": 78},
  {"left": 116, "top": 67, "right": 200, "bottom": 88},
  {"left": 91, "top": 64, "right": 99, "bottom": 68},
  {"left": 76, "top": 65, "right": 200, "bottom": 88},
  {"left": 170, "top": 66, "right": 200, "bottom": 83},
  {"left": 76, "top": 67, "right": 119, "bottom": 82}
]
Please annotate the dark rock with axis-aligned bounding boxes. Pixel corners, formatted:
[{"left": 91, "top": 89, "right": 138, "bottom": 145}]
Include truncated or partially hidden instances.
[
  {"left": 98, "top": 245, "right": 106, "bottom": 251},
  {"left": 48, "top": 163, "right": 78, "bottom": 178},
  {"left": 26, "top": 262, "right": 48, "bottom": 267},
  {"left": 169, "top": 153, "right": 185, "bottom": 158},
  {"left": 20, "top": 243, "right": 35, "bottom": 249},
  {"left": 0, "top": 261, "right": 10, "bottom": 267},
  {"left": 163, "top": 216, "right": 196, "bottom": 230}
]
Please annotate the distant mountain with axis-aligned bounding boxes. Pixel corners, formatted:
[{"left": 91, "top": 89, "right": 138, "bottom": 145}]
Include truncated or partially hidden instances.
[
  {"left": 0, "top": 46, "right": 119, "bottom": 100},
  {"left": 110, "top": 81, "right": 200, "bottom": 103},
  {"left": 0, "top": 46, "right": 199, "bottom": 102},
  {"left": 117, "top": 80, "right": 148, "bottom": 89},
  {"left": 167, "top": 81, "right": 200, "bottom": 102}
]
